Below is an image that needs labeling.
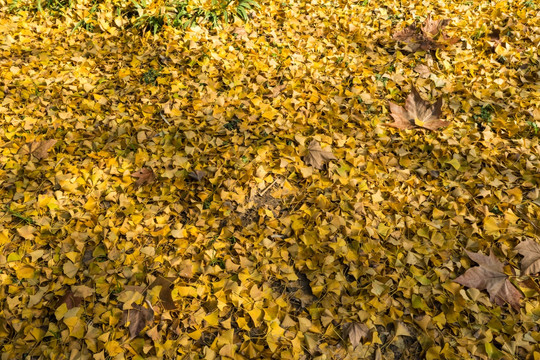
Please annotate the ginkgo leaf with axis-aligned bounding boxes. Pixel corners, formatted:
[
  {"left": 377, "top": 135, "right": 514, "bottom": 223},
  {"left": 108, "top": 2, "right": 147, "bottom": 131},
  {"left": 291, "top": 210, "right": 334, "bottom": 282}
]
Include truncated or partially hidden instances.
[
  {"left": 342, "top": 322, "right": 369, "bottom": 347},
  {"left": 454, "top": 250, "right": 522, "bottom": 310},
  {"left": 515, "top": 240, "right": 540, "bottom": 275},
  {"left": 304, "top": 140, "right": 337, "bottom": 170},
  {"left": 20, "top": 139, "right": 57, "bottom": 160},
  {"left": 121, "top": 303, "right": 154, "bottom": 338},
  {"left": 132, "top": 168, "right": 155, "bottom": 187},
  {"left": 387, "top": 87, "right": 448, "bottom": 131}
]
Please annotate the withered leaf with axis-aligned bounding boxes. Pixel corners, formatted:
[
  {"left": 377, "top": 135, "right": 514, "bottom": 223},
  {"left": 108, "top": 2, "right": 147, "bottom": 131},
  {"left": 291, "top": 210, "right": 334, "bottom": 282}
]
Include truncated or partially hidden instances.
[
  {"left": 387, "top": 87, "right": 448, "bottom": 131},
  {"left": 393, "top": 15, "right": 456, "bottom": 52},
  {"left": 515, "top": 240, "right": 540, "bottom": 275},
  {"left": 454, "top": 250, "right": 522, "bottom": 310},
  {"left": 121, "top": 303, "right": 154, "bottom": 338},
  {"left": 342, "top": 322, "right": 369, "bottom": 347},
  {"left": 20, "top": 139, "right": 57, "bottom": 160},
  {"left": 420, "top": 14, "right": 450, "bottom": 38},
  {"left": 414, "top": 64, "right": 431, "bottom": 78},
  {"left": 188, "top": 170, "right": 207, "bottom": 181},
  {"left": 132, "top": 168, "right": 155, "bottom": 187},
  {"left": 149, "top": 276, "right": 176, "bottom": 310},
  {"left": 57, "top": 290, "right": 83, "bottom": 310},
  {"left": 304, "top": 140, "right": 337, "bottom": 169}
]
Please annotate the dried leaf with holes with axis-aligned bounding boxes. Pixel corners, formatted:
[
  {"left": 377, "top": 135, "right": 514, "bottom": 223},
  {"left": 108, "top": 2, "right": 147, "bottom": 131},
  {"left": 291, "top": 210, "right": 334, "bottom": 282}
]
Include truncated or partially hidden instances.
[
  {"left": 132, "top": 168, "right": 155, "bottom": 187},
  {"left": 454, "top": 250, "right": 522, "bottom": 310},
  {"left": 515, "top": 240, "right": 540, "bottom": 275},
  {"left": 304, "top": 140, "right": 337, "bottom": 169},
  {"left": 387, "top": 87, "right": 448, "bottom": 131}
]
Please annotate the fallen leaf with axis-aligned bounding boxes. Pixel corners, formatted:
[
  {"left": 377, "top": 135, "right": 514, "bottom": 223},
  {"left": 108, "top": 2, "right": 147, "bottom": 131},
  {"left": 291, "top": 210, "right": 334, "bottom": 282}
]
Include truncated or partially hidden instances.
[
  {"left": 414, "top": 64, "right": 431, "bottom": 78},
  {"left": 149, "top": 276, "right": 176, "bottom": 310},
  {"left": 20, "top": 139, "right": 57, "bottom": 160},
  {"left": 515, "top": 240, "right": 540, "bottom": 275},
  {"left": 132, "top": 168, "right": 155, "bottom": 187},
  {"left": 393, "top": 15, "right": 456, "bottom": 52},
  {"left": 421, "top": 15, "right": 450, "bottom": 38},
  {"left": 188, "top": 170, "right": 207, "bottom": 181},
  {"left": 304, "top": 140, "right": 337, "bottom": 169},
  {"left": 342, "top": 322, "right": 369, "bottom": 347},
  {"left": 454, "top": 250, "right": 522, "bottom": 310},
  {"left": 57, "top": 290, "right": 83, "bottom": 310},
  {"left": 121, "top": 303, "right": 154, "bottom": 338},
  {"left": 387, "top": 87, "right": 448, "bottom": 131}
]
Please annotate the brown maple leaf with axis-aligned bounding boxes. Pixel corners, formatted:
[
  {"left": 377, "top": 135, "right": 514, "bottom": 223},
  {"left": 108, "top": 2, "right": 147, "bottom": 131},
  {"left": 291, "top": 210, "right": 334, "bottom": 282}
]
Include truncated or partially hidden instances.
[
  {"left": 515, "top": 240, "right": 540, "bottom": 275},
  {"left": 132, "top": 168, "right": 155, "bottom": 187},
  {"left": 20, "top": 139, "right": 57, "bottom": 160},
  {"left": 304, "top": 140, "right": 337, "bottom": 169},
  {"left": 454, "top": 250, "right": 522, "bottom": 310},
  {"left": 421, "top": 14, "right": 450, "bottom": 38},
  {"left": 342, "top": 322, "right": 369, "bottom": 347},
  {"left": 121, "top": 303, "right": 154, "bottom": 338},
  {"left": 149, "top": 276, "right": 176, "bottom": 310},
  {"left": 387, "top": 87, "right": 448, "bottom": 131}
]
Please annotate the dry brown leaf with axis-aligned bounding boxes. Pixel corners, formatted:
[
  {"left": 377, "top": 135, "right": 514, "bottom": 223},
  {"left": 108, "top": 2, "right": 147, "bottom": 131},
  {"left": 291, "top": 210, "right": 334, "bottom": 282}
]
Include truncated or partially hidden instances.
[
  {"left": 393, "top": 15, "right": 456, "bottom": 52},
  {"left": 149, "top": 276, "right": 176, "bottom": 310},
  {"left": 515, "top": 240, "right": 540, "bottom": 275},
  {"left": 57, "top": 290, "right": 83, "bottom": 310},
  {"left": 20, "top": 139, "right": 57, "bottom": 160},
  {"left": 387, "top": 87, "right": 448, "bottom": 131},
  {"left": 414, "top": 64, "right": 431, "bottom": 78},
  {"left": 421, "top": 14, "right": 450, "bottom": 38},
  {"left": 342, "top": 322, "right": 369, "bottom": 347},
  {"left": 121, "top": 303, "right": 154, "bottom": 338},
  {"left": 132, "top": 168, "right": 155, "bottom": 187},
  {"left": 304, "top": 140, "right": 337, "bottom": 169},
  {"left": 188, "top": 170, "right": 207, "bottom": 181},
  {"left": 454, "top": 250, "right": 522, "bottom": 310}
]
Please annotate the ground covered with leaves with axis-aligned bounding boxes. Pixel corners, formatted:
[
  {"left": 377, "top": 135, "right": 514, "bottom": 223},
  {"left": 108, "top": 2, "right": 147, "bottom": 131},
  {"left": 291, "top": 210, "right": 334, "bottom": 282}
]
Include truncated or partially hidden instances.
[{"left": 1, "top": 0, "right": 540, "bottom": 359}]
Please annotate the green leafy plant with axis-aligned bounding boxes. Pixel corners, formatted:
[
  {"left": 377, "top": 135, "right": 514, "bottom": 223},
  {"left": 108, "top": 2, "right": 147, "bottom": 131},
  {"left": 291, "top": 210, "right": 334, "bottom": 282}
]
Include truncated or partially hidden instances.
[
  {"left": 37, "top": 0, "right": 71, "bottom": 12},
  {"left": 142, "top": 68, "right": 160, "bottom": 85}
]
